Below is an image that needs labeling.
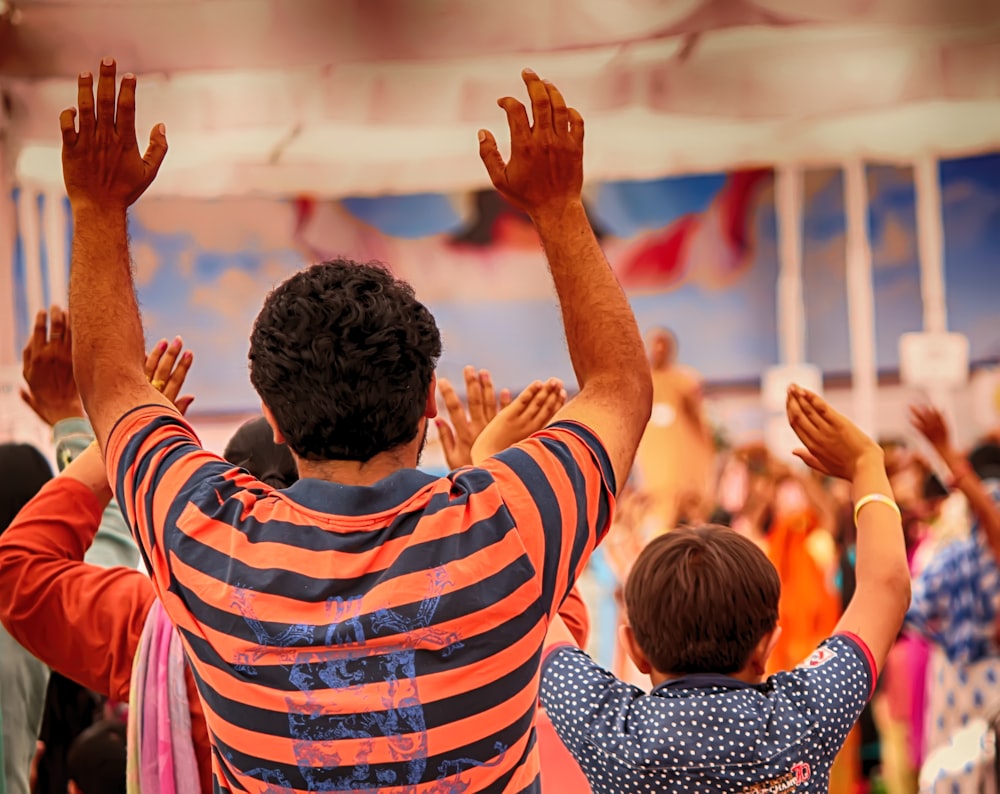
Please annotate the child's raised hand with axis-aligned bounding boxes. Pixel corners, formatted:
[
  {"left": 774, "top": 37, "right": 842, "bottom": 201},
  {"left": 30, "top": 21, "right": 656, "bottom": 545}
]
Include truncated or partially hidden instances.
[{"left": 786, "top": 385, "right": 881, "bottom": 481}]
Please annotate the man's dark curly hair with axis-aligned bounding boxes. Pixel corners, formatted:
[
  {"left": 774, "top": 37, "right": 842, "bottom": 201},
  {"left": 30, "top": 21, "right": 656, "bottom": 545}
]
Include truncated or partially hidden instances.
[{"left": 248, "top": 259, "right": 442, "bottom": 462}]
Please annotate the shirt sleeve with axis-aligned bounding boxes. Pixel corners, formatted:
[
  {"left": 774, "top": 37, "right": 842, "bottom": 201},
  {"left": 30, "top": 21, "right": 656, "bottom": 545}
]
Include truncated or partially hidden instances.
[
  {"left": 556, "top": 587, "right": 590, "bottom": 648},
  {"left": 53, "top": 417, "right": 140, "bottom": 570},
  {"left": 0, "top": 477, "right": 155, "bottom": 702},
  {"left": 104, "top": 404, "right": 239, "bottom": 601},
  {"left": 475, "top": 421, "right": 616, "bottom": 622},
  {"left": 773, "top": 633, "right": 877, "bottom": 756},
  {"left": 539, "top": 644, "right": 640, "bottom": 759}
]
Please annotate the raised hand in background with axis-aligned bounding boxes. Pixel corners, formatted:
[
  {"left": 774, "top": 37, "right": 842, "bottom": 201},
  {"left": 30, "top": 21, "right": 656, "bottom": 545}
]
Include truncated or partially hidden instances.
[
  {"left": 471, "top": 378, "right": 566, "bottom": 463},
  {"left": 437, "top": 367, "right": 511, "bottom": 469},
  {"left": 144, "top": 336, "right": 195, "bottom": 415},
  {"left": 436, "top": 367, "right": 565, "bottom": 469},
  {"left": 21, "top": 306, "right": 84, "bottom": 426},
  {"left": 910, "top": 402, "right": 1000, "bottom": 560},
  {"left": 22, "top": 307, "right": 196, "bottom": 428},
  {"left": 909, "top": 404, "right": 951, "bottom": 453}
]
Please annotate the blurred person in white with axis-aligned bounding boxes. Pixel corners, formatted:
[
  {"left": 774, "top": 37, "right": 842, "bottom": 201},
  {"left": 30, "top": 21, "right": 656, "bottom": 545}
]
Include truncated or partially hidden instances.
[
  {"left": 0, "top": 307, "right": 139, "bottom": 794},
  {"left": 904, "top": 404, "right": 1000, "bottom": 793}
]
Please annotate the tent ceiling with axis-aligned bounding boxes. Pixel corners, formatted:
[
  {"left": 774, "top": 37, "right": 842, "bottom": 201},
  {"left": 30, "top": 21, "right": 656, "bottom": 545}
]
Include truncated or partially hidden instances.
[{"left": 2, "top": 0, "right": 1000, "bottom": 198}]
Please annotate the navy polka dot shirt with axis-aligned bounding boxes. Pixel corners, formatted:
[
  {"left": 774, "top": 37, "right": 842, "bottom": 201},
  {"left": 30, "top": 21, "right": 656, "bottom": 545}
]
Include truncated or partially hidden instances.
[{"left": 540, "top": 634, "right": 876, "bottom": 792}]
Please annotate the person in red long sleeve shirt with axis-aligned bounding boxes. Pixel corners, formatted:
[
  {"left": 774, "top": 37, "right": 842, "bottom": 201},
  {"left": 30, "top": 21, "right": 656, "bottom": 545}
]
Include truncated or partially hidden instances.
[{"left": 1, "top": 326, "right": 230, "bottom": 793}]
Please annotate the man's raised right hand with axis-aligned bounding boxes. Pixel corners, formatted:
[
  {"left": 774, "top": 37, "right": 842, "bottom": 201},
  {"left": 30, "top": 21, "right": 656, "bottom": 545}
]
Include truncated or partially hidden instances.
[{"left": 478, "top": 70, "right": 584, "bottom": 220}]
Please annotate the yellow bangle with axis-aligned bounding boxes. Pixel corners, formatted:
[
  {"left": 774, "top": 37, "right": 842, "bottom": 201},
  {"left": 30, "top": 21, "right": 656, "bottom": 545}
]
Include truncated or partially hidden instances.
[{"left": 853, "top": 493, "right": 902, "bottom": 527}]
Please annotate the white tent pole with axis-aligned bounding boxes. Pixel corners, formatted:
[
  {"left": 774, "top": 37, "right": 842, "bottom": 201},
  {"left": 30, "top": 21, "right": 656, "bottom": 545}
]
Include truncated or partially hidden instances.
[
  {"left": 843, "top": 159, "right": 878, "bottom": 438},
  {"left": 915, "top": 155, "right": 948, "bottom": 334},
  {"left": 0, "top": 134, "right": 15, "bottom": 367},
  {"left": 15, "top": 188, "right": 44, "bottom": 323},
  {"left": 775, "top": 164, "right": 805, "bottom": 366},
  {"left": 913, "top": 153, "right": 958, "bottom": 436},
  {"left": 42, "top": 191, "right": 69, "bottom": 307}
]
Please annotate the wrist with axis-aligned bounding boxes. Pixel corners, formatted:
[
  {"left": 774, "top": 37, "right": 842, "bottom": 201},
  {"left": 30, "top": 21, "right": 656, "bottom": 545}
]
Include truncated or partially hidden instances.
[
  {"left": 71, "top": 202, "right": 128, "bottom": 223},
  {"left": 852, "top": 446, "right": 885, "bottom": 476},
  {"left": 45, "top": 402, "right": 86, "bottom": 426},
  {"left": 947, "top": 458, "right": 975, "bottom": 485},
  {"left": 528, "top": 198, "right": 586, "bottom": 231},
  {"left": 941, "top": 449, "right": 965, "bottom": 471},
  {"left": 855, "top": 445, "right": 884, "bottom": 466}
]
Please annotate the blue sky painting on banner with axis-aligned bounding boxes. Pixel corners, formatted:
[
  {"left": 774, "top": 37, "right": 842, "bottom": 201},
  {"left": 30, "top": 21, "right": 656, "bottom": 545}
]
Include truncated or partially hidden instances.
[
  {"left": 941, "top": 153, "right": 1000, "bottom": 364},
  {"left": 10, "top": 153, "right": 999, "bottom": 414},
  {"left": 114, "top": 170, "right": 782, "bottom": 412},
  {"left": 799, "top": 156, "right": 1000, "bottom": 374}
]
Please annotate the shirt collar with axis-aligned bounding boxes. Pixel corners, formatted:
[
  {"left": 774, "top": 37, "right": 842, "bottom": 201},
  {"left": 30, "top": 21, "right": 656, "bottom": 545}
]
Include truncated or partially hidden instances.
[
  {"left": 280, "top": 468, "right": 440, "bottom": 517},
  {"left": 652, "top": 673, "right": 768, "bottom": 694}
]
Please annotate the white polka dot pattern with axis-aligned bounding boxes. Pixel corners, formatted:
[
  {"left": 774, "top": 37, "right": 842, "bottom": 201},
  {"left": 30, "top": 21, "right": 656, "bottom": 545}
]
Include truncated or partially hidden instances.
[{"left": 539, "top": 635, "right": 875, "bottom": 792}]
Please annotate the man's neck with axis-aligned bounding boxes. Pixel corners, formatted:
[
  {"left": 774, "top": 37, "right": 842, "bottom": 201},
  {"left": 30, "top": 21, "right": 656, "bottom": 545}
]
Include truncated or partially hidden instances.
[{"left": 294, "top": 439, "right": 421, "bottom": 487}]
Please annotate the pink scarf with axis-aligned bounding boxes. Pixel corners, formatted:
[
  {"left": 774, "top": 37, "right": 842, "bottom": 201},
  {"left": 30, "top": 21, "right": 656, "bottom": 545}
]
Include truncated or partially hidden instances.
[{"left": 127, "top": 600, "right": 200, "bottom": 793}]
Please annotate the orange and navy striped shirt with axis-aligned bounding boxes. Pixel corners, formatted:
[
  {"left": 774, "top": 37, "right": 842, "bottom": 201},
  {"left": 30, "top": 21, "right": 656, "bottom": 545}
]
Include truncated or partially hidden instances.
[{"left": 106, "top": 404, "right": 615, "bottom": 793}]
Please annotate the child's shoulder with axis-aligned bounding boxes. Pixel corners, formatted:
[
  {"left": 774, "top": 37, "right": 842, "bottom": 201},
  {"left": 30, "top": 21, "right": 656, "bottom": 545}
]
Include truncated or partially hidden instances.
[{"left": 766, "top": 634, "right": 876, "bottom": 706}]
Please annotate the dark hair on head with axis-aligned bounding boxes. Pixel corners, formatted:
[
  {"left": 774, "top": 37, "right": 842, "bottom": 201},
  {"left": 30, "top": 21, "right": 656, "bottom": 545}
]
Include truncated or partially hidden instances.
[
  {"left": 0, "top": 443, "right": 53, "bottom": 536},
  {"left": 67, "top": 719, "right": 127, "bottom": 794},
  {"left": 624, "top": 525, "right": 780, "bottom": 675},
  {"left": 223, "top": 416, "right": 298, "bottom": 489},
  {"left": 970, "top": 442, "right": 1000, "bottom": 483},
  {"left": 248, "top": 259, "right": 442, "bottom": 462}
]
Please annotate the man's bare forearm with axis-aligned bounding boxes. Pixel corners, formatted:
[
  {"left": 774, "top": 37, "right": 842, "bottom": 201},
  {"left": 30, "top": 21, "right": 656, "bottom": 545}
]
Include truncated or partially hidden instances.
[
  {"left": 532, "top": 200, "right": 650, "bottom": 399},
  {"left": 69, "top": 206, "right": 150, "bottom": 444}
]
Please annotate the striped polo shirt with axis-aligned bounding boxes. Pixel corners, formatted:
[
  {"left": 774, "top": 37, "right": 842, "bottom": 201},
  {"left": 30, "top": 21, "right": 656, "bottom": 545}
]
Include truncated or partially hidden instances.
[{"left": 107, "top": 405, "right": 615, "bottom": 793}]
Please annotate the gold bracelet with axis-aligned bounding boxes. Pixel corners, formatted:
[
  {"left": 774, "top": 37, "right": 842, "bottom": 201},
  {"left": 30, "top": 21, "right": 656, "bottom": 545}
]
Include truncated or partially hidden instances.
[{"left": 853, "top": 493, "right": 902, "bottom": 527}]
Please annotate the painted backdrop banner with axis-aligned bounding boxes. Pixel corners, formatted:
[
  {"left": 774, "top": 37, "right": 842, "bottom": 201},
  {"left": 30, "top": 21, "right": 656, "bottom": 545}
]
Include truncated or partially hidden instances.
[{"left": 10, "top": 154, "right": 999, "bottom": 414}]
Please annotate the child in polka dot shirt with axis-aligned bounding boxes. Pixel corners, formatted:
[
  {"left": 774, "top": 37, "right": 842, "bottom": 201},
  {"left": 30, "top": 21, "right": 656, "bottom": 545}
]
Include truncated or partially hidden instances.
[{"left": 540, "top": 386, "right": 911, "bottom": 792}]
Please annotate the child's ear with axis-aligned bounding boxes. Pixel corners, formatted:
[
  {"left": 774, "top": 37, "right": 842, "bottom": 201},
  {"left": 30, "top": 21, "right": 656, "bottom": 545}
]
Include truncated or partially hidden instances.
[
  {"left": 620, "top": 624, "right": 653, "bottom": 675},
  {"left": 751, "top": 625, "right": 782, "bottom": 677}
]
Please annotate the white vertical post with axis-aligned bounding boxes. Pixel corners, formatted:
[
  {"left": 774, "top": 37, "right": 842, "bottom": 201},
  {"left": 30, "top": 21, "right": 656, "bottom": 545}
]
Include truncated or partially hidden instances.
[
  {"left": 775, "top": 164, "right": 805, "bottom": 366},
  {"left": 15, "top": 188, "right": 44, "bottom": 318},
  {"left": 42, "top": 190, "right": 69, "bottom": 307},
  {"left": 913, "top": 154, "right": 956, "bottom": 440},
  {"left": 914, "top": 155, "right": 948, "bottom": 334},
  {"left": 0, "top": 132, "right": 15, "bottom": 367},
  {"left": 843, "top": 159, "right": 879, "bottom": 438}
]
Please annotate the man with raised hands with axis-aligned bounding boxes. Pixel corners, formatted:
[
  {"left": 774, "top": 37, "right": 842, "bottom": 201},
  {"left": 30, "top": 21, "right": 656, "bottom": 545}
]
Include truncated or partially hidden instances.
[{"left": 62, "top": 58, "right": 650, "bottom": 792}]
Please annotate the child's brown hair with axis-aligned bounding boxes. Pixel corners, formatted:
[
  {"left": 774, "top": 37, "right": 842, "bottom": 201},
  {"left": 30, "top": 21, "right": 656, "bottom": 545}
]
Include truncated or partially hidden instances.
[{"left": 624, "top": 525, "right": 781, "bottom": 675}]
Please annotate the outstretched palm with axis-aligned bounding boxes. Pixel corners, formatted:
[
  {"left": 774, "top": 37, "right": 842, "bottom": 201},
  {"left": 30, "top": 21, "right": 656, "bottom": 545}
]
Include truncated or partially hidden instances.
[{"left": 60, "top": 58, "right": 167, "bottom": 210}]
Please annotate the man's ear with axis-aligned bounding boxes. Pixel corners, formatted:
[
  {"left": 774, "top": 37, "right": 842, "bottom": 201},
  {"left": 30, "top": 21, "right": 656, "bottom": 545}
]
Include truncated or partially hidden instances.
[
  {"left": 261, "top": 402, "right": 286, "bottom": 445},
  {"left": 620, "top": 623, "right": 652, "bottom": 675},
  {"left": 425, "top": 373, "right": 439, "bottom": 420}
]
